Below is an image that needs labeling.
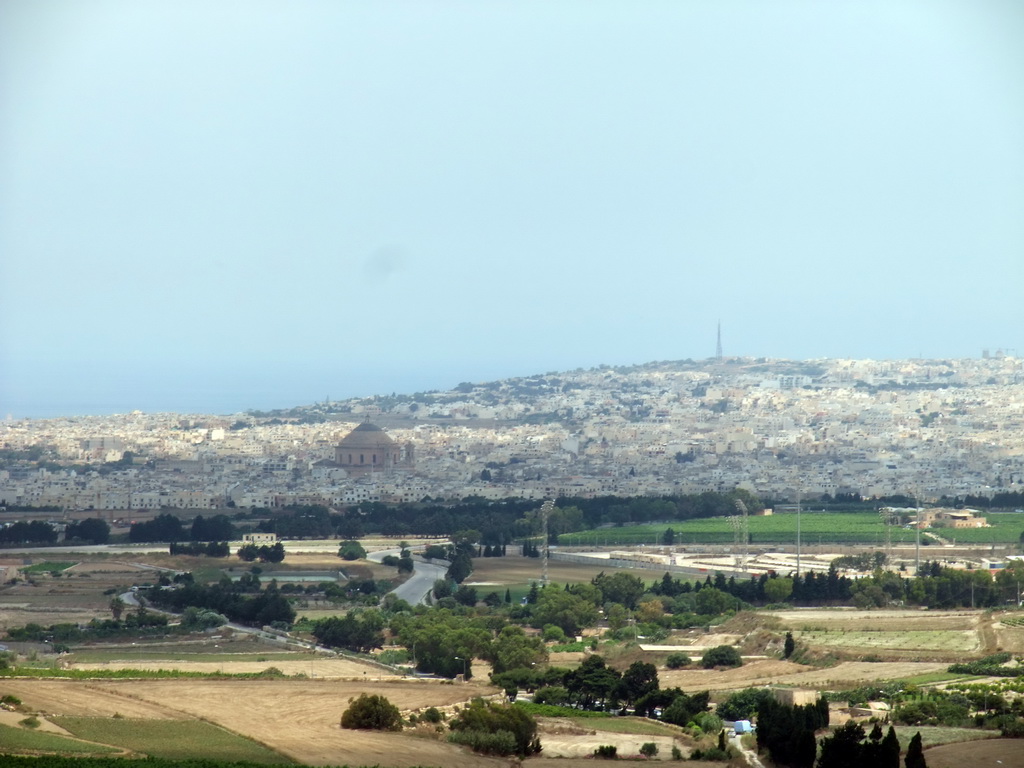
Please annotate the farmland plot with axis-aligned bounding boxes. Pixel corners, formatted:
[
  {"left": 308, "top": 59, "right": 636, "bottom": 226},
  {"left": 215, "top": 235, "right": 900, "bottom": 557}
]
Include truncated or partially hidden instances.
[
  {"left": 794, "top": 629, "right": 979, "bottom": 653},
  {"left": 0, "top": 677, "right": 504, "bottom": 767}
]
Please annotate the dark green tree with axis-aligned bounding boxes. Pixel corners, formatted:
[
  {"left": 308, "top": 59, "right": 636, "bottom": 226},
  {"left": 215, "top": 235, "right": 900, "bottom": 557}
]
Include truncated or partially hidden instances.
[
  {"left": 341, "top": 693, "right": 401, "bottom": 731},
  {"left": 338, "top": 540, "right": 367, "bottom": 560},
  {"left": 700, "top": 645, "right": 742, "bottom": 668},
  {"left": 882, "top": 726, "right": 901, "bottom": 768},
  {"left": 904, "top": 732, "right": 926, "bottom": 768},
  {"left": 817, "top": 721, "right": 865, "bottom": 768}
]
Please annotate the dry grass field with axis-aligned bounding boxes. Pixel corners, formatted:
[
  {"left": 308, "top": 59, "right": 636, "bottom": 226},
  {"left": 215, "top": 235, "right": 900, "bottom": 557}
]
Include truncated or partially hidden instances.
[
  {"left": 0, "top": 559, "right": 151, "bottom": 626},
  {"left": 467, "top": 556, "right": 657, "bottom": 587},
  {"left": 0, "top": 677, "right": 507, "bottom": 767},
  {"left": 762, "top": 608, "right": 994, "bottom": 660},
  {"left": 660, "top": 658, "right": 950, "bottom": 693},
  {"left": 69, "top": 656, "right": 400, "bottom": 678},
  {"left": 924, "top": 738, "right": 1024, "bottom": 768}
]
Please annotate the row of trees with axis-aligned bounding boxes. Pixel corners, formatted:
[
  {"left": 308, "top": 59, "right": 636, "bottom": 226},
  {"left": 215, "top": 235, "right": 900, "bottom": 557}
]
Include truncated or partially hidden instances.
[
  {"left": 170, "top": 541, "right": 229, "bottom": 557},
  {"left": 146, "top": 578, "right": 294, "bottom": 627},
  {"left": 238, "top": 542, "right": 285, "bottom": 563},
  {"left": 129, "top": 513, "right": 235, "bottom": 543},
  {"left": 755, "top": 695, "right": 830, "bottom": 767}
]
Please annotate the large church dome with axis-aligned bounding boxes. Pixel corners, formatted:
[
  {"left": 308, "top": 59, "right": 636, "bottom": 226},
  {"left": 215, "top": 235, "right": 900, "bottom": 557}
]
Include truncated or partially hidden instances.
[{"left": 334, "top": 422, "right": 412, "bottom": 473}]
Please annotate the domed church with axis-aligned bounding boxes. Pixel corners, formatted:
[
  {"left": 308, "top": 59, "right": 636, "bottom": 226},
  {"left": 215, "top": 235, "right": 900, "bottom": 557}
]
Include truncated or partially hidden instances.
[{"left": 334, "top": 421, "right": 415, "bottom": 475}]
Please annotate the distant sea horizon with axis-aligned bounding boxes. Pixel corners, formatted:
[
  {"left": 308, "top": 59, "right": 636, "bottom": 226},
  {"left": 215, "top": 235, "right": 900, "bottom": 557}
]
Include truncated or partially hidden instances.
[{"left": 3, "top": 353, "right": 1011, "bottom": 421}]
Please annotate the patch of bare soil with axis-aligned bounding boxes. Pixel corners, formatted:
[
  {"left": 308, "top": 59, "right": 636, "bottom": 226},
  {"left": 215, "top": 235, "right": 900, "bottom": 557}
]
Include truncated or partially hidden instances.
[
  {"left": 0, "top": 708, "right": 75, "bottom": 735},
  {"left": 767, "top": 661, "right": 949, "bottom": 687},
  {"left": 661, "top": 659, "right": 811, "bottom": 691},
  {"left": 992, "top": 612, "right": 1024, "bottom": 655},
  {"left": 538, "top": 730, "right": 680, "bottom": 759},
  {"left": 924, "top": 738, "right": 1024, "bottom": 768}
]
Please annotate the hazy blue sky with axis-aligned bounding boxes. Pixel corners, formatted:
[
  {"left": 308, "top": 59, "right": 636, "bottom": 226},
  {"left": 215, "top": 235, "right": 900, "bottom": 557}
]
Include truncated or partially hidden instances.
[{"left": 2, "top": 1, "right": 1022, "bottom": 417}]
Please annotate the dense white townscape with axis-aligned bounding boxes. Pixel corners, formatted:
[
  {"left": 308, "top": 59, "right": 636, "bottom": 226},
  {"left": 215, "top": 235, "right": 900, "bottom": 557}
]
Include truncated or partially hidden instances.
[{"left": 2, "top": 356, "right": 1023, "bottom": 513}]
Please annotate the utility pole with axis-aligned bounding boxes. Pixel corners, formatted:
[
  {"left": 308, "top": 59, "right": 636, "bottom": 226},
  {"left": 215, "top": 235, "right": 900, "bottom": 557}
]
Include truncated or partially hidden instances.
[
  {"left": 796, "top": 490, "right": 802, "bottom": 577},
  {"left": 914, "top": 491, "right": 921, "bottom": 576}
]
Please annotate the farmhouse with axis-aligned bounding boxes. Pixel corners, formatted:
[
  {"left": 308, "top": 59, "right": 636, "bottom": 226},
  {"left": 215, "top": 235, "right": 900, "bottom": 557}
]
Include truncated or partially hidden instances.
[
  {"left": 772, "top": 687, "right": 819, "bottom": 707},
  {"left": 932, "top": 509, "right": 989, "bottom": 529},
  {"left": 241, "top": 532, "right": 278, "bottom": 544}
]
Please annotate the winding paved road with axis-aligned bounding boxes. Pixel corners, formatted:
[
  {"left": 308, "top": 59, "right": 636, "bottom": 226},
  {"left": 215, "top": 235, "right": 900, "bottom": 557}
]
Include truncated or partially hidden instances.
[{"left": 367, "top": 549, "right": 449, "bottom": 605}]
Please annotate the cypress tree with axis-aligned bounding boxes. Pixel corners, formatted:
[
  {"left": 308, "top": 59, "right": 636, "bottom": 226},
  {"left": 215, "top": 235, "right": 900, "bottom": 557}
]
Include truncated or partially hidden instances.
[
  {"left": 882, "top": 725, "right": 901, "bottom": 768},
  {"left": 784, "top": 631, "right": 795, "bottom": 659},
  {"left": 905, "top": 731, "right": 926, "bottom": 768}
]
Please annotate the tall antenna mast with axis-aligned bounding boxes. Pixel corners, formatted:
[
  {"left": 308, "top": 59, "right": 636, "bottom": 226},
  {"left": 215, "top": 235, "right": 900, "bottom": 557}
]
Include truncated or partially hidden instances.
[{"left": 716, "top": 321, "right": 723, "bottom": 361}]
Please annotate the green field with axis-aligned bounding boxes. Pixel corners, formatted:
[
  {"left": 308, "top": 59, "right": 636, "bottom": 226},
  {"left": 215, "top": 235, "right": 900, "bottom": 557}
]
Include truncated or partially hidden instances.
[
  {"left": 0, "top": 722, "right": 120, "bottom": 755},
  {"left": 21, "top": 561, "right": 77, "bottom": 574},
  {"left": 561, "top": 512, "right": 1024, "bottom": 547},
  {"left": 52, "top": 717, "right": 291, "bottom": 763}
]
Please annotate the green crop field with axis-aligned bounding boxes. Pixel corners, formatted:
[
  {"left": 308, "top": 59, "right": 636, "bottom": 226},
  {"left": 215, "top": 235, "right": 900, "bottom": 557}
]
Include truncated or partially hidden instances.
[
  {"left": 52, "top": 718, "right": 292, "bottom": 763},
  {"left": 0, "top": 723, "right": 120, "bottom": 755},
  {"left": 21, "top": 562, "right": 78, "bottom": 574},
  {"left": 560, "top": 512, "right": 1024, "bottom": 547}
]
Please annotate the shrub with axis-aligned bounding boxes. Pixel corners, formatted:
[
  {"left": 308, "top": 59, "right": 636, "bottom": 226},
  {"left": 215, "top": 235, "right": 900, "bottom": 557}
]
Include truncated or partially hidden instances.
[
  {"left": 640, "top": 742, "right": 658, "bottom": 758},
  {"left": 671, "top": 745, "right": 683, "bottom": 760},
  {"left": 700, "top": 645, "right": 742, "bottom": 669},
  {"left": 448, "top": 699, "right": 540, "bottom": 756},
  {"left": 421, "top": 706, "right": 444, "bottom": 724},
  {"left": 666, "top": 653, "right": 691, "bottom": 669},
  {"left": 691, "top": 746, "right": 729, "bottom": 761},
  {"left": 19, "top": 716, "right": 40, "bottom": 729},
  {"left": 594, "top": 745, "right": 618, "bottom": 759},
  {"left": 448, "top": 728, "right": 518, "bottom": 756},
  {"left": 341, "top": 693, "right": 402, "bottom": 731},
  {"left": 543, "top": 624, "right": 567, "bottom": 643},
  {"left": 338, "top": 540, "right": 367, "bottom": 561}
]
